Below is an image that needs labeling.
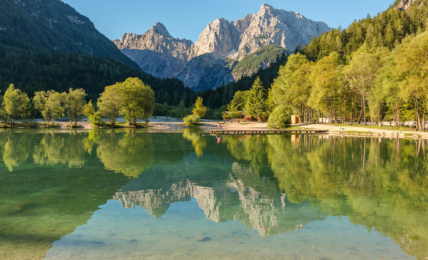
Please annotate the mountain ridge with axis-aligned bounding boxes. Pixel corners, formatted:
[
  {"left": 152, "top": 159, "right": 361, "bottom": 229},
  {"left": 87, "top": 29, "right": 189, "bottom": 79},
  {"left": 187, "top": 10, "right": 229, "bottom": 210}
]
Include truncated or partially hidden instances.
[
  {"left": 0, "top": 0, "right": 140, "bottom": 69},
  {"left": 114, "top": 4, "right": 330, "bottom": 90}
]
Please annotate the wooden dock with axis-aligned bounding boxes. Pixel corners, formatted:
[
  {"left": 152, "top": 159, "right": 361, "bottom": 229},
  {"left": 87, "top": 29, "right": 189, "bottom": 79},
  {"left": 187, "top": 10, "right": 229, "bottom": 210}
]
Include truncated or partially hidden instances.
[{"left": 210, "top": 129, "right": 329, "bottom": 135}]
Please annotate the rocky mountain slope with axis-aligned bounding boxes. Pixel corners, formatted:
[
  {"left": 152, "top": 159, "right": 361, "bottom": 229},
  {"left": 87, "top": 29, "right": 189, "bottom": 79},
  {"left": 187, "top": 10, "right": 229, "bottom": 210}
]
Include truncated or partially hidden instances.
[
  {"left": 394, "top": 0, "right": 421, "bottom": 9},
  {"left": 0, "top": 0, "right": 138, "bottom": 69},
  {"left": 114, "top": 4, "right": 330, "bottom": 91},
  {"left": 113, "top": 23, "right": 195, "bottom": 78}
]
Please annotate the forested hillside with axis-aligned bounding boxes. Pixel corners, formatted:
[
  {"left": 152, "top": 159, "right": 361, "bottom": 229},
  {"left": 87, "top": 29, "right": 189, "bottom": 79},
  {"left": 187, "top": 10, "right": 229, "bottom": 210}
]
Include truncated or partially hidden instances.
[
  {"left": 262, "top": 0, "right": 428, "bottom": 129},
  {"left": 0, "top": 0, "right": 138, "bottom": 68},
  {"left": 302, "top": 0, "right": 428, "bottom": 61},
  {"left": 0, "top": 0, "right": 196, "bottom": 106},
  {"left": 199, "top": 53, "right": 287, "bottom": 109}
]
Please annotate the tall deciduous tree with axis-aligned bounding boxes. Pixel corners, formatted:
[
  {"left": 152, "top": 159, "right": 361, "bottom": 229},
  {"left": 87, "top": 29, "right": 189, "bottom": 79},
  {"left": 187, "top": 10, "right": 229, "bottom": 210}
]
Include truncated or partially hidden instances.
[
  {"left": 120, "top": 77, "right": 155, "bottom": 125},
  {"left": 33, "top": 90, "right": 64, "bottom": 124},
  {"left": 97, "top": 83, "right": 123, "bottom": 127},
  {"left": 394, "top": 32, "right": 428, "bottom": 130},
  {"left": 376, "top": 50, "right": 402, "bottom": 126},
  {"left": 344, "top": 45, "right": 384, "bottom": 125},
  {"left": 62, "top": 88, "right": 87, "bottom": 127},
  {"left": 2, "top": 84, "right": 31, "bottom": 124},
  {"left": 309, "top": 52, "right": 341, "bottom": 123},
  {"left": 272, "top": 53, "right": 314, "bottom": 122}
]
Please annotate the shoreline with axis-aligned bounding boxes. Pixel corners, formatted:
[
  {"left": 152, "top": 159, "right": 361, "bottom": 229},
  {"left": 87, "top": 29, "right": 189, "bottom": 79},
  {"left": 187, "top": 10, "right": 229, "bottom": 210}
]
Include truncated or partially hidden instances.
[{"left": 2, "top": 119, "right": 428, "bottom": 140}]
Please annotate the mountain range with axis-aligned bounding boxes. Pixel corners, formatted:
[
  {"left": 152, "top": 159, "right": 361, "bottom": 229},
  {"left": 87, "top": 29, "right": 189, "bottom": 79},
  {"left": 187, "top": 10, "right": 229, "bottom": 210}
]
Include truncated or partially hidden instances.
[{"left": 114, "top": 4, "right": 330, "bottom": 91}]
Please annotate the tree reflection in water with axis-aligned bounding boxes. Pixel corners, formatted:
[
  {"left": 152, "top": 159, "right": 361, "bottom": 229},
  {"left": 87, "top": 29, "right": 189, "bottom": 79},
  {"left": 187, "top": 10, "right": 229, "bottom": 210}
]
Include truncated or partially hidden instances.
[{"left": 0, "top": 131, "right": 427, "bottom": 259}]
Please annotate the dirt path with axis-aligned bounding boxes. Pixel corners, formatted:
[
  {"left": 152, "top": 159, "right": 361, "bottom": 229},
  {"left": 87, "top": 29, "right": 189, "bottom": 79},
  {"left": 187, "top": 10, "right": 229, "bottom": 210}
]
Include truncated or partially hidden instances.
[
  {"left": 16, "top": 117, "right": 428, "bottom": 139},
  {"left": 298, "top": 123, "right": 428, "bottom": 139}
]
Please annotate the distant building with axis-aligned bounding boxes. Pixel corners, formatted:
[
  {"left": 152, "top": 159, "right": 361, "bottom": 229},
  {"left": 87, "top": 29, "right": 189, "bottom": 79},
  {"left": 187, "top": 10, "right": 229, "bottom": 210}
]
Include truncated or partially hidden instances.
[{"left": 291, "top": 115, "right": 300, "bottom": 124}]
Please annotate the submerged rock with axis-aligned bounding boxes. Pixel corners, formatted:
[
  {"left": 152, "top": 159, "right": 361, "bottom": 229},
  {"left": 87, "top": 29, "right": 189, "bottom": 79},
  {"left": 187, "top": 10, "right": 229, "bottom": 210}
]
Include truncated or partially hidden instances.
[{"left": 196, "top": 236, "right": 212, "bottom": 242}]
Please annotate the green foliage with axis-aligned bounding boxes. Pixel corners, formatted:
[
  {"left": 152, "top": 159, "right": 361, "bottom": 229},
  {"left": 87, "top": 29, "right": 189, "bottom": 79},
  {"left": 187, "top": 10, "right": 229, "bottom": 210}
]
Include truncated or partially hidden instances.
[
  {"left": 178, "top": 100, "right": 186, "bottom": 118},
  {"left": 223, "top": 100, "right": 241, "bottom": 119},
  {"left": 120, "top": 78, "right": 155, "bottom": 125},
  {"left": 2, "top": 84, "right": 31, "bottom": 123},
  {"left": 183, "top": 114, "right": 200, "bottom": 126},
  {"left": 62, "top": 88, "right": 87, "bottom": 127},
  {"left": 302, "top": 1, "right": 428, "bottom": 61},
  {"left": 271, "top": 53, "right": 314, "bottom": 117},
  {"left": 232, "top": 45, "right": 286, "bottom": 75},
  {"left": 393, "top": 31, "right": 428, "bottom": 130},
  {"left": 0, "top": 52, "right": 195, "bottom": 107},
  {"left": 0, "top": 0, "right": 197, "bottom": 109},
  {"left": 192, "top": 97, "right": 207, "bottom": 118},
  {"left": 199, "top": 53, "right": 288, "bottom": 109},
  {"left": 33, "top": 90, "right": 64, "bottom": 123},
  {"left": 244, "top": 77, "right": 268, "bottom": 119},
  {"left": 97, "top": 83, "right": 123, "bottom": 126},
  {"left": 267, "top": 105, "right": 293, "bottom": 129},
  {"left": 0, "top": 0, "right": 139, "bottom": 69},
  {"left": 83, "top": 100, "right": 96, "bottom": 117}
]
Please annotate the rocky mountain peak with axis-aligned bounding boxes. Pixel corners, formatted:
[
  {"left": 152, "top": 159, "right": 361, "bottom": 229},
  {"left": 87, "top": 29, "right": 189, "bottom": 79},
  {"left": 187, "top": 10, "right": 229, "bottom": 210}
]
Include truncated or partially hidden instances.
[
  {"left": 149, "top": 22, "right": 171, "bottom": 37},
  {"left": 259, "top": 3, "right": 275, "bottom": 13},
  {"left": 115, "top": 4, "right": 330, "bottom": 90}
]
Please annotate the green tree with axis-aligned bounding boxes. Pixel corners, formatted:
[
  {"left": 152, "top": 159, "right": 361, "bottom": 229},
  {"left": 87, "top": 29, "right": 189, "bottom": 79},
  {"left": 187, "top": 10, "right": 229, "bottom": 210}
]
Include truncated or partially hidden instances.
[
  {"left": 2, "top": 84, "right": 31, "bottom": 124},
  {"left": 376, "top": 51, "right": 402, "bottom": 126},
  {"left": 120, "top": 78, "right": 155, "bottom": 125},
  {"left": 309, "top": 52, "right": 342, "bottom": 123},
  {"left": 344, "top": 45, "right": 385, "bottom": 125},
  {"left": 83, "top": 100, "right": 101, "bottom": 125},
  {"left": 223, "top": 99, "right": 241, "bottom": 119},
  {"left": 97, "top": 83, "right": 123, "bottom": 127},
  {"left": 244, "top": 77, "right": 267, "bottom": 121},
  {"left": 271, "top": 53, "right": 314, "bottom": 122},
  {"left": 394, "top": 32, "right": 428, "bottom": 130},
  {"left": 33, "top": 90, "right": 64, "bottom": 125},
  {"left": 231, "top": 91, "right": 249, "bottom": 111},
  {"left": 192, "top": 97, "right": 207, "bottom": 118},
  {"left": 267, "top": 105, "right": 293, "bottom": 129},
  {"left": 178, "top": 99, "right": 186, "bottom": 118},
  {"left": 62, "top": 88, "right": 87, "bottom": 127},
  {"left": 83, "top": 100, "right": 95, "bottom": 117}
]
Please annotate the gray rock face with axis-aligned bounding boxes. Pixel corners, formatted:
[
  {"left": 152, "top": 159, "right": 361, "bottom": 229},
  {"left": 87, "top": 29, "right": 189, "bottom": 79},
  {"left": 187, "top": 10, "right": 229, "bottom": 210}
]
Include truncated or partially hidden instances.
[
  {"left": 114, "top": 4, "right": 330, "bottom": 90},
  {"left": 113, "top": 23, "right": 194, "bottom": 78},
  {"left": 237, "top": 4, "right": 330, "bottom": 56},
  {"left": 396, "top": 0, "right": 418, "bottom": 10},
  {"left": 176, "top": 54, "right": 235, "bottom": 91},
  {"left": 193, "top": 14, "right": 252, "bottom": 58}
]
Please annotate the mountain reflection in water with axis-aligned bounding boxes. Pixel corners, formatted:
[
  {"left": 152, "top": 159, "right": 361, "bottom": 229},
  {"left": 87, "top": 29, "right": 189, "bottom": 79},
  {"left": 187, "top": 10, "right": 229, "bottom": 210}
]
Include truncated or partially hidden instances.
[{"left": 0, "top": 129, "right": 427, "bottom": 259}]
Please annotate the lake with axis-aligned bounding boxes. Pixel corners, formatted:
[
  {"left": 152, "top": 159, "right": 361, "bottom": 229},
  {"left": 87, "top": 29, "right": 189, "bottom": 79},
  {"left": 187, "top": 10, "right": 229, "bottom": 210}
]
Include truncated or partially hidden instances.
[{"left": 0, "top": 129, "right": 427, "bottom": 260}]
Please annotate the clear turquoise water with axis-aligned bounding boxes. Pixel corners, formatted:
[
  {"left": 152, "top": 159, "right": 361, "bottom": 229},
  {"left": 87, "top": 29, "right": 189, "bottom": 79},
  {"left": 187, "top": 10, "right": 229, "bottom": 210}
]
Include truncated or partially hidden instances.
[{"left": 0, "top": 129, "right": 427, "bottom": 259}]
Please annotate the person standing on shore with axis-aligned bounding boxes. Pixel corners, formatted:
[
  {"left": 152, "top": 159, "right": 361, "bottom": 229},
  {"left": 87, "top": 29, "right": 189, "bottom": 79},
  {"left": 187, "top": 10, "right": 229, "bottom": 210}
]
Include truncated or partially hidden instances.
[{"left": 217, "top": 122, "right": 222, "bottom": 129}]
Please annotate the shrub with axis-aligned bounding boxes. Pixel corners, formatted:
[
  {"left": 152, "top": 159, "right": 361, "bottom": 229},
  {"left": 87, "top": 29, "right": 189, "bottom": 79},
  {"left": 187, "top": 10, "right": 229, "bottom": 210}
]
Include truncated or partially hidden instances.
[
  {"left": 267, "top": 105, "right": 292, "bottom": 129},
  {"left": 89, "top": 112, "right": 102, "bottom": 125},
  {"left": 183, "top": 115, "right": 200, "bottom": 126}
]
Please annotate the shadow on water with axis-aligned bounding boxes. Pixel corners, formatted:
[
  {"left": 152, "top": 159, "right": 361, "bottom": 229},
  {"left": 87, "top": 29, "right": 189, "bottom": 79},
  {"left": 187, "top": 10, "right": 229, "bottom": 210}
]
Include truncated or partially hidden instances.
[{"left": 0, "top": 129, "right": 427, "bottom": 259}]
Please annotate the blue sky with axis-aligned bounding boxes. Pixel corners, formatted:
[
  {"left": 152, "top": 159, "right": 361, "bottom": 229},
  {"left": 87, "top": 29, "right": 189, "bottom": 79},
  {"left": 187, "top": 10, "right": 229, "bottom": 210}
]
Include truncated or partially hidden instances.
[{"left": 62, "top": 0, "right": 394, "bottom": 42}]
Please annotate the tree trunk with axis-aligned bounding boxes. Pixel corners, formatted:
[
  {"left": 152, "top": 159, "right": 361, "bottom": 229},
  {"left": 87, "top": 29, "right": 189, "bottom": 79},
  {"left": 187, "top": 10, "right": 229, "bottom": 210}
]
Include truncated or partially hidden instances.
[
  {"left": 351, "top": 97, "right": 355, "bottom": 125},
  {"left": 415, "top": 96, "right": 421, "bottom": 131},
  {"left": 363, "top": 91, "right": 366, "bottom": 126},
  {"left": 396, "top": 103, "right": 400, "bottom": 127}
]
